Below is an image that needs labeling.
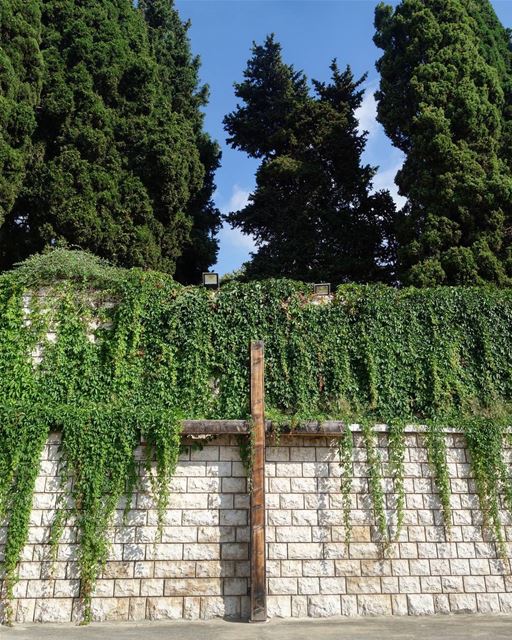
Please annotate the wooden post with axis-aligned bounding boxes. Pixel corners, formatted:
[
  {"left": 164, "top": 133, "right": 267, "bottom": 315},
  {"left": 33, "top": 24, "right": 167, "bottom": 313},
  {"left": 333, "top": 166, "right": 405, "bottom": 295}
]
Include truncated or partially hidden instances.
[{"left": 250, "top": 340, "right": 267, "bottom": 622}]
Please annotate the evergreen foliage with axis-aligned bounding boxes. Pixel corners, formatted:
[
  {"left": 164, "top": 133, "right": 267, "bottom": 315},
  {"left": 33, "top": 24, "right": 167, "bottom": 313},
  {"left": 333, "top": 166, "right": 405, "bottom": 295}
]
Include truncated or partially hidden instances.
[
  {"left": 374, "top": 0, "right": 512, "bottom": 286},
  {"left": 0, "top": 0, "right": 43, "bottom": 227},
  {"left": 140, "top": 0, "right": 222, "bottom": 284},
  {"left": 0, "top": 0, "right": 218, "bottom": 280},
  {"left": 224, "top": 36, "right": 396, "bottom": 284},
  {"left": 1, "top": 250, "right": 512, "bottom": 622}
]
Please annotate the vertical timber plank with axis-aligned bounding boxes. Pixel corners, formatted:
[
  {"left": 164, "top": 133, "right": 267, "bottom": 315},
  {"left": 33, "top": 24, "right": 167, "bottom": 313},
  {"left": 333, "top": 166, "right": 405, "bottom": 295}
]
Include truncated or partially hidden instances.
[{"left": 250, "top": 340, "right": 267, "bottom": 622}]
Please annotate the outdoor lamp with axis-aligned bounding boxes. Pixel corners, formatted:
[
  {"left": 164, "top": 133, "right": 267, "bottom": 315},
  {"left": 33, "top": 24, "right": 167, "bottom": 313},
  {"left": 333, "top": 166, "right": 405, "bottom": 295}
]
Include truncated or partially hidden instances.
[
  {"left": 313, "top": 283, "right": 331, "bottom": 296},
  {"left": 202, "top": 272, "right": 219, "bottom": 289}
]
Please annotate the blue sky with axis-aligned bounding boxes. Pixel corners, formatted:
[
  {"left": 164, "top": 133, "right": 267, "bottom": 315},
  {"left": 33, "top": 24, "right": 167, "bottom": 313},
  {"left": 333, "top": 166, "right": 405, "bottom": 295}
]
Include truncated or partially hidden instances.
[{"left": 174, "top": 0, "right": 512, "bottom": 275}]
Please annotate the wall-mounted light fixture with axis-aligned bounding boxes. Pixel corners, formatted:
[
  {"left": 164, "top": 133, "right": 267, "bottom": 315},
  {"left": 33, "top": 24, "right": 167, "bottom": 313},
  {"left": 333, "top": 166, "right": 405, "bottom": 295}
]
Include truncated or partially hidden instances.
[
  {"left": 313, "top": 283, "right": 331, "bottom": 296},
  {"left": 202, "top": 272, "right": 219, "bottom": 290}
]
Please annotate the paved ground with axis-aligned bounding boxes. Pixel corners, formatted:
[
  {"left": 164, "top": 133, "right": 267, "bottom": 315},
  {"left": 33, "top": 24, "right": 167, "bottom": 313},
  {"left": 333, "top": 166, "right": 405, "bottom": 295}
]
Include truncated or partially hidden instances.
[{"left": 3, "top": 616, "right": 512, "bottom": 640}]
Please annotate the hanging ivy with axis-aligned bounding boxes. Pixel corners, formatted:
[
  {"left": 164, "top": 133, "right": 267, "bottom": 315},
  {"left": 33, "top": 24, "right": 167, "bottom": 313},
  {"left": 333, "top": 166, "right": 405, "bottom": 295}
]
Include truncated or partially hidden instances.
[
  {"left": 0, "top": 249, "right": 512, "bottom": 623},
  {"left": 361, "top": 420, "right": 388, "bottom": 544},
  {"left": 388, "top": 421, "right": 406, "bottom": 540},
  {"left": 424, "top": 420, "right": 452, "bottom": 535},
  {"left": 337, "top": 427, "right": 354, "bottom": 544}
]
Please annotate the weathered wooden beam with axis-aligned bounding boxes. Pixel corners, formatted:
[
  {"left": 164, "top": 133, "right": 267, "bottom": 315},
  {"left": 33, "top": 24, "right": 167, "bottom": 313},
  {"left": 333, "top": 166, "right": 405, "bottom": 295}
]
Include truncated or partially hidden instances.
[
  {"left": 181, "top": 420, "right": 250, "bottom": 435},
  {"left": 274, "top": 421, "right": 345, "bottom": 436},
  {"left": 181, "top": 420, "right": 347, "bottom": 437},
  {"left": 250, "top": 340, "right": 267, "bottom": 623}
]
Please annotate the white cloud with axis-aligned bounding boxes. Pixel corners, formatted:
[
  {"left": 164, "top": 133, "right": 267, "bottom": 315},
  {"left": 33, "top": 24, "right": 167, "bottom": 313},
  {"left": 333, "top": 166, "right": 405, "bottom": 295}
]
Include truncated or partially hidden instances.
[
  {"left": 221, "top": 184, "right": 251, "bottom": 214},
  {"left": 372, "top": 161, "right": 407, "bottom": 209},
  {"left": 356, "top": 85, "right": 379, "bottom": 138},
  {"left": 219, "top": 223, "right": 256, "bottom": 252},
  {"left": 217, "top": 184, "right": 255, "bottom": 255}
]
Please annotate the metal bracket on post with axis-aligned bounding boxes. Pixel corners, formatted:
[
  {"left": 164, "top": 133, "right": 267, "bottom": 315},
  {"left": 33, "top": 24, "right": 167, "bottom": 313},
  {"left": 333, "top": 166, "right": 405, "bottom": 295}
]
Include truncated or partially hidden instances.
[{"left": 250, "top": 340, "right": 267, "bottom": 622}]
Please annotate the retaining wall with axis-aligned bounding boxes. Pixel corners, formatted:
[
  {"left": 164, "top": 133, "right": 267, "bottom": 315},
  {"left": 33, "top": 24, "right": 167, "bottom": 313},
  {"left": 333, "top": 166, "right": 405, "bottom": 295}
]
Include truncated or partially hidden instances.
[{"left": 1, "top": 428, "right": 512, "bottom": 623}]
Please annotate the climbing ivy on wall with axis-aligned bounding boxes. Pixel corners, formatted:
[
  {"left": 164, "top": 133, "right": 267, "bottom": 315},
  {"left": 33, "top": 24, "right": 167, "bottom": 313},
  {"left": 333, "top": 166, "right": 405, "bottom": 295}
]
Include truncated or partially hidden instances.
[{"left": 0, "top": 249, "right": 512, "bottom": 623}]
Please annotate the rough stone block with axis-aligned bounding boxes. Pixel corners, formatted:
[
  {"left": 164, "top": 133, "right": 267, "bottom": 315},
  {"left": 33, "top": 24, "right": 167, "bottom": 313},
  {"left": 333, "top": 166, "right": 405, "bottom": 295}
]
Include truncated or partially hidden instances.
[
  {"left": 407, "top": 594, "right": 435, "bottom": 615},
  {"left": 307, "top": 595, "right": 341, "bottom": 617},
  {"left": 146, "top": 597, "right": 183, "bottom": 620},
  {"left": 34, "top": 598, "right": 73, "bottom": 623},
  {"left": 357, "top": 594, "right": 392, "bottom": 616}
]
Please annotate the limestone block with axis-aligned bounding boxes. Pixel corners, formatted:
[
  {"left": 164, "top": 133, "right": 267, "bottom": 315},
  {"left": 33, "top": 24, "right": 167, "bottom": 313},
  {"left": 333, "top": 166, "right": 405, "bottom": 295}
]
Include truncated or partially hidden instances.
[
  {"left": 302, "top": 560, "right": 335, "bottom": 576},
  {"left": 269, "top": 578, "right": 298, "bottom": 595},
  {"left": 26, "top": 580, "right": 52, "bottom": 598},
  {"left": 463, "top": 575, "right": 486, "bottom": 592},
  {"left": 53, "top": 579, "right": 80, "bottom": 598},
  {"left": 498, "top": 593, "right": 512, "bottom": 613},
  {"left": 341, "top": 595, "right": 358, "bottom": 616},
  {"left": 154, "top": 561, "right": 195, "bottom": 578},
  {"left": 164, "top": 578, "right": 221, "bottom": 597},
  {"left": 290, "top": 478, "right": 318, "bottom": 493},
  {"left": 221, "top": 543, "right": 248, "bottom": 560},
  {"left": 391, "top": 594, "right": 408, "bottom": 616},
  {"left": 223, "top": 578, "right": 247, "bottom": 596},
  {"left": 182, "top": 510, "right": 218, "bottom": 526},
  {"left": 477, "top": 593, "right": 501, "bottom": 613},
  {"left": 335, "top": 560, "right": 361, "bottom": 576},
  {"left": 433, "top": 594, "right": 450, "bottom": 614},
  {"left": 205, "top": 461, "right": 231, "bottom": 477},
  {"left": 15, "top": 599, "right": 35, "bottom": 623},
  {"left": 268, "top": 509, "right": 291, "bottom": 526},
  {"left": 280, "top": 560, "right": 303, "bottom": 577},
  {"left": 448, "top": 593, "right": 477, "bottom": 614},
  {"left": 162, "top": 527, "right": 198, "bottom": 543},
  {"left": 288, "top": 543, "right": 323, "bottom": 560},
  {"left": 420, "top": 576, "right": 441, "bottom": 593},
  {"left": 320, "top": 577, "right": 346, "bottom": 594},
  {"left": 183, "top": 596, "right": 201, "bottom": 620},
  {"left": 140, "top": 579, "right": 164, "bottom": 596},
  {"left": 357, "top": 594, "right": 392, "bottom": 615},
  {"left": 361, "top": 560, "right": 391, "bottom": 577},
  {"left": 146, "top": 597, "right": 183, "bottom": 620},
  {"left": 114, "top": 579, "right": 140, "bottom": 597},
  {"left": 407, "top": 594, "right": 434, "bottom": 615},
  {"left": 380, "top": 576, "right": 398, "bottom": 593},
  {"left": 182, "top": 543, "right": 219, "bottom": 560},
  {"left": 198, "top": 526, "right": 235, "bottom": 543},
  {"left": 219, "top": 510, "right": 247, "bottom": 526},
  {"left": 399, "top": 576, "right": 420, "bottom": 593},
  {"left": 34, "top": 598, "right": 73, "bottom": 622},
  {"left": 291, "top": 595, "right": 308, "bottom": 617},
  {"left": 280, "top": 494, "right": 304, "bottom": 509},
  {"left": 267, "top": 595, "right": 292, "bottom": 618},
  {"left": 195, "top": 561, "right": 234, "bottom": 578},
  {"left": 149, "top": 544, "right": 183, "bottom": 561},
  {"left": 346, "top": 577, "right": 381, "bottom": 595},
  {"left": 307, "top": 595, "right": 341, "bottom": 617}
]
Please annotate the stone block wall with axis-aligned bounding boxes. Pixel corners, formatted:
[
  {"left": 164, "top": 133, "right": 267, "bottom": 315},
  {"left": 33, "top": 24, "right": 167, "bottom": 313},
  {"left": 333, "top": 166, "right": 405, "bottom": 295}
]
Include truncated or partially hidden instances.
[{"left": 1, "top": 428, "right": 512, "bottom": 623}]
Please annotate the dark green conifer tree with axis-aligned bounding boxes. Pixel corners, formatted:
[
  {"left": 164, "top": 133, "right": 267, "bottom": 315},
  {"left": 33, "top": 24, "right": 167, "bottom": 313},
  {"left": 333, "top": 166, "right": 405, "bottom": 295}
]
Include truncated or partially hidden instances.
[
  {"left": 140, "top": 0, "right": 221, "bottom": 283},
  {"left": 0, "top": 0, "right": 43, "bottom": 227},
  {"left": 0, "top": 0, "right": 207, "bottom": 275},
  {"left": 375, "top": 0, "right": 512, "bottom": 286},
  {"left": 224, "top": 36, "right": 396, "bottom": 283}
]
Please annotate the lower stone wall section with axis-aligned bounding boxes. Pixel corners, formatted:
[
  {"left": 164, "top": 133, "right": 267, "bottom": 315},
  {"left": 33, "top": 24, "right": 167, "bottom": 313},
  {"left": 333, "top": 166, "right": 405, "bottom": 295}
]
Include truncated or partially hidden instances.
[{"left": 1, "top": 430, "right": 512, "bottom": 623}]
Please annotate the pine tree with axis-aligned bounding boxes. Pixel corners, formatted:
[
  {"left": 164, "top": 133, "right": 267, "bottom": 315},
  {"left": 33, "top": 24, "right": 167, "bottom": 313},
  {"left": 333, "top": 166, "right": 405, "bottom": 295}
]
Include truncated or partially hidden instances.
[
  {"left": 374, "top": 0, "right": 512, "bottom": 286},
  {"left": 0, "top": 0, "right": 205, "bottom": 274},
  {"left": 140, "top": 0, "right": 221, "bottom": 283},
  {"left": 0, "top": 0, "right": 43, "bottom": 227},
  {"left": 224, "top": 36, "right": 395, "bottom": 283}
]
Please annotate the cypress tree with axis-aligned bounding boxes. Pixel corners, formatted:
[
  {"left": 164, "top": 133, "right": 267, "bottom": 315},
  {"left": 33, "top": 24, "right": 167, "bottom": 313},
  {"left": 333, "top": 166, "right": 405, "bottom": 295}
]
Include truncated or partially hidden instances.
[
  {"left": 0, "top": 0, "right": 205, "bottom": 274},
  {"left": 224, "top": 36, "right": 396, "bottom": 283},
  {"left": 375, "top": 0, "right": 512, "bottom": 286},
  {"left": 140, "top": 0, "right": 221, "bottom": 284},
  {"left": 0, "top": 0, "right": 43, "bottom": 227}
]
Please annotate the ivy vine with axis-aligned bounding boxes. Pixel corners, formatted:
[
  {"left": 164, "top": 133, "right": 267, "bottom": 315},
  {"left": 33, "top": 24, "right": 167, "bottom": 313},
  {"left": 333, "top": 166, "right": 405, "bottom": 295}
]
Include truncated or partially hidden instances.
[{"left": 0, "top": 250, "right": 512, "bottom": 623}]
